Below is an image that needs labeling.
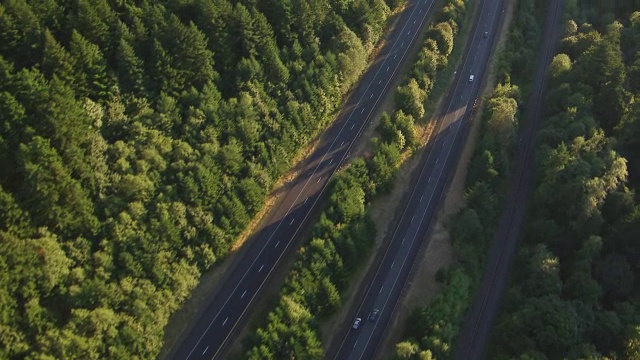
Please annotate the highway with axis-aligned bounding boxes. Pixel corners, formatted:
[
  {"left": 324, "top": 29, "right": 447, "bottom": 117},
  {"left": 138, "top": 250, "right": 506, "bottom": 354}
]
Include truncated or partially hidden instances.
[
  {"left": 454, "top": 0, "right": 564, "bottom": 358},
  {"left": 169, "top": 1, "right": 440, "bottom": 359},
  {"left": 328, "top": 0, "right": 507, "bottom": 358}
]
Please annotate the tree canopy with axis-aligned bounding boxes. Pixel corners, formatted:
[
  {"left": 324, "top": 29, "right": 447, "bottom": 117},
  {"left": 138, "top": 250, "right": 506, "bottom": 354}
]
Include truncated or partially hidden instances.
[
  {"left": 0, "top": 0, "right": 401, "bottom": 358},
  {"left": 491, "top": 9, "right": 640, "bottom": 360}
]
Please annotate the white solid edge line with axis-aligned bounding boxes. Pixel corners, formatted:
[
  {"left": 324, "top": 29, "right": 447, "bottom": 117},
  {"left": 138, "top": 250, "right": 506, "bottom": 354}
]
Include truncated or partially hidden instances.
[
  {"left": 353, "top": 0, "right": 498, "bottom": 356},
  {"left": 333, "top": 3, "right": 435, "bottom": 356}
]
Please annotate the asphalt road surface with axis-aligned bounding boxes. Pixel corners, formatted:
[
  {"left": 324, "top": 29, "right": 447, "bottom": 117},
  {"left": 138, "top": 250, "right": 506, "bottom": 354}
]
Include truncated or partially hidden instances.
[
  {"left": 454, "top": 0, "right": 564, "bottom": 359},
  {"left": 169, "top": 1, "right": 441, "bottom": 359},
  {"left": 328, "top": 0, "right": 507, "bottom": 358}
]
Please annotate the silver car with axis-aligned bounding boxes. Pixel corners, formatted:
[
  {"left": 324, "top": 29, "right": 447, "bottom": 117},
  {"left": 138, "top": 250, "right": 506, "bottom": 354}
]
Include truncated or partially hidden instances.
[{"left": 352, "top": 317, "right": 362, "bottom": 330}]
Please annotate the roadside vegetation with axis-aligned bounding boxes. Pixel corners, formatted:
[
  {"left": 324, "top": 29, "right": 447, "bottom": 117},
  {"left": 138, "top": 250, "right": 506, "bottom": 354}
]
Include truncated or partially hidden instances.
[
  {"left": 0, "top": 0, "right": 400, "bottom": 358},
  {"left": 489, "top": 4, "right": 640, "bottom": 359},
  {"left": 393, "top": 0, "right": 546, "bottom": 358},
  {"left": 242, "top": 0, "right": 469, "bottom": 358}
]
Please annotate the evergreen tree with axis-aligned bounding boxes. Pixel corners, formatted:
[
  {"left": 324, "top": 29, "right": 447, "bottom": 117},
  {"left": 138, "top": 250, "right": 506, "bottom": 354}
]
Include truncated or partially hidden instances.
[
  {"left": 116, "top": 38, "right": 145, "bottom": 95},
  {"left": 68, "top": 30, "right": 112, "bottom": 100},
  {"left": 18, "top": 136, "right": 98, "bottom": 237},
  {"left": 72, "top": 0, "right": 115, "bottom": 51},
  {"left": 41, "top": 29, "right": 75, "bottom": 85},
  {"left": 0, "top": 0, "right": 42, "bottom": 68}
]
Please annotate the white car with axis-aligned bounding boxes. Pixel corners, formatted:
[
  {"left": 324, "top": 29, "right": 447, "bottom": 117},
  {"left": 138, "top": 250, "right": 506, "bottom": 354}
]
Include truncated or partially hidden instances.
[
  {"left": 468, "top": 74, "right": 475, "bottom": 82},
  {"left": 352, "top": 317, "right": 362, "bottom": 330}
]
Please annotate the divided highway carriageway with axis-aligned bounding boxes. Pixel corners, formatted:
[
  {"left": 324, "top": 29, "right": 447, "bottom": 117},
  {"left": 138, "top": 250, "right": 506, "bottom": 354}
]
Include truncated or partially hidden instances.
[{"left": 329, "top": 0, "right": 507, "bottom": 358}]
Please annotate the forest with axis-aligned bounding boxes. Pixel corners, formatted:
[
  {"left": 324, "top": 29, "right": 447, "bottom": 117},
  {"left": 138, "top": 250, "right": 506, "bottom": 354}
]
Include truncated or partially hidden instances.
[
  {"left": 0, "top": 0, "right": 401, "bottom": 358},
  {"left": 490, "top": 4, "right": 640, "bottom": 359}
]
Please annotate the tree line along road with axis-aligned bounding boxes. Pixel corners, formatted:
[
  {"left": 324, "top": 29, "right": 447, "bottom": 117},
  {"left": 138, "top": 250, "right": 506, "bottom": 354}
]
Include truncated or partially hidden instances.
[
  {"left": 454, "top": 0, "right": 565, "bottom": 358},
  {"left": 169, "top": 1, "right": 442, "bottom": 359},
  {"left": 328, "top": 0, "right": 509, "bottom": 358}
]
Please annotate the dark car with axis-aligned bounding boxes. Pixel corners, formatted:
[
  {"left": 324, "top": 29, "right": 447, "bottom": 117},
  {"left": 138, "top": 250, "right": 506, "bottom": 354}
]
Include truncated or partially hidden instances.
[{"left": 369, "top": 309, "right": 380, "bottom": 321}]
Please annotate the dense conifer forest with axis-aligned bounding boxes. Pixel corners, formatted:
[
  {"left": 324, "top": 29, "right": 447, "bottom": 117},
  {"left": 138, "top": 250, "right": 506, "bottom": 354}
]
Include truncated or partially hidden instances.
[
  {"left": 0, "top": 0, "right": 402, "bottom": 358},
  {"left": 490, "top": 5, "right": 640, "bottom": 358}
]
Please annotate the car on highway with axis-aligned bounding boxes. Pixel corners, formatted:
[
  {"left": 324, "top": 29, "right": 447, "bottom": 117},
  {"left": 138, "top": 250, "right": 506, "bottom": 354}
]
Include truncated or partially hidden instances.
[
  {"left": 483, "top": 31, "right": 489, "bottom": 38},
  {"left": 368, "top": 309, "right": 380, "bottom": 321},
  {"left": 468, "top": 74, "right": 475, "bottom": 82},
  {"left": 352, "top": 317, "right": 362, "bottom": 329}
]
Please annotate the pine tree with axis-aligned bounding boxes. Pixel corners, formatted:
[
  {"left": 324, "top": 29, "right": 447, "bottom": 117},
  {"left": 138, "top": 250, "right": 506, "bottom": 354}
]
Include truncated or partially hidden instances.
[
  {"left": 0, "top": 91, "right": 26, "bottom": 186},
  {"left": 0, "top": 0, "right": 42, "bottom": 68},
  {"left": 116, "top": 38, "right": 145, "bottom": 95},
  {"left": 73, "top": 0, "right": 115, "bottom": 51},
  {"left": 18, "top": 136, "right": 99, "bottom": 237},
  {"left": 149, "top": 39, "right": 182, "bottom": 96},
  {"left": 163, "top": 15, "right": 217, "bottom": 89},
  {"left": 68, "top": 30, "right": 112, "bottom": 101},
  {"left": 41, "top": 29, "right": 75, "bottom": 85}
]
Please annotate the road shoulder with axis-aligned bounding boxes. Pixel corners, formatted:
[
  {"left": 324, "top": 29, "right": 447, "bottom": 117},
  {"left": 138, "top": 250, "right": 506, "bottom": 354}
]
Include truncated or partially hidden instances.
[{"left": 374, "top": 0, "right": 516, "bottom": 358}]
